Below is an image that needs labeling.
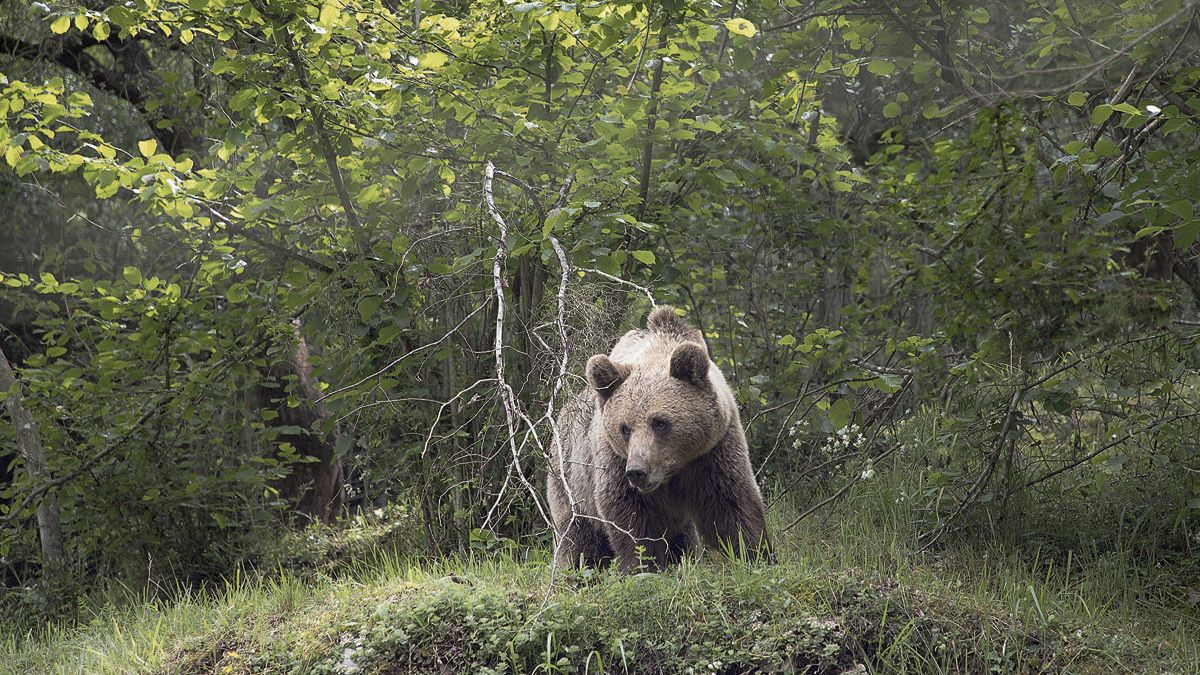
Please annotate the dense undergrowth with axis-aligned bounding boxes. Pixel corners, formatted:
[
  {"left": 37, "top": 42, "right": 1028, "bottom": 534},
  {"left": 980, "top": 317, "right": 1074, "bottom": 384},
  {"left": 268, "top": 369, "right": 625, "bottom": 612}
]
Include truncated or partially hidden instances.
[{"left": 3, "top": 469, "right": 1197, "bottom": 675}]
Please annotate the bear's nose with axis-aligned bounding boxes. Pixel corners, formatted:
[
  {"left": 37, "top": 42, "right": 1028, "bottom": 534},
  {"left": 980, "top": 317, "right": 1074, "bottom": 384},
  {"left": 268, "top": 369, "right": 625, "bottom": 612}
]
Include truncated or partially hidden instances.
[{"left": 625, "top": 467, "right": 649, "bottom": 487}]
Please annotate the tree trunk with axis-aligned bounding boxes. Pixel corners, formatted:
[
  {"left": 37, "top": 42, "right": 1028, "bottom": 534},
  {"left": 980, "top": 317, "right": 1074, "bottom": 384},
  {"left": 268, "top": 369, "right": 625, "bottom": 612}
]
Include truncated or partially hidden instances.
[
  {"left": 260, "top": 320, "right": 344, "bottom": 524},
  {"left": 0, "top": 345, "right": 67, "bottom": 583}
]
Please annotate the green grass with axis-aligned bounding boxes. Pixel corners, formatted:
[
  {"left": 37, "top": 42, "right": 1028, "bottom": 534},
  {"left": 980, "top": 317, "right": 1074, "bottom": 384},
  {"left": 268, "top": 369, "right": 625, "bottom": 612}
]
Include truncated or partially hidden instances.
[{"left": 3, "top": 481, "right": 1197, "bottom": 674}]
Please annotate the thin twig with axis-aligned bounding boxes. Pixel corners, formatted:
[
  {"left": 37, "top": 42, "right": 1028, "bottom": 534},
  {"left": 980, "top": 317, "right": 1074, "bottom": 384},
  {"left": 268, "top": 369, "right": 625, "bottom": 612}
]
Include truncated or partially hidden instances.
[
  {"left": 781, "top": 444, "right": 901, "bottom": 531},
  {"left": 316, "top": 303, "right": 487, "bottom": 404},
  {"left": 575, "top": 267, "right": 657, "bottom": 306}
]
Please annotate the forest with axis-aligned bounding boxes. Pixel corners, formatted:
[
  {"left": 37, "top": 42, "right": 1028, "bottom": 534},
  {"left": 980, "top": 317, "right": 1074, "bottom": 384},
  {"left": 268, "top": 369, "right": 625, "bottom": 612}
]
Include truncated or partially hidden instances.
[{"left": 1, "top": 0, "right": 1199, "bottom": 672}]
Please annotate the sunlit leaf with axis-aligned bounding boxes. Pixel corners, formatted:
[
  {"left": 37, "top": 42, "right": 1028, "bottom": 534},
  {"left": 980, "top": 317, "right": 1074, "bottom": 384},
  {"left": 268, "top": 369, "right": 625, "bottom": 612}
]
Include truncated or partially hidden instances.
[{"left": 724, "top": 18, "right": 756, "bottom": 37}]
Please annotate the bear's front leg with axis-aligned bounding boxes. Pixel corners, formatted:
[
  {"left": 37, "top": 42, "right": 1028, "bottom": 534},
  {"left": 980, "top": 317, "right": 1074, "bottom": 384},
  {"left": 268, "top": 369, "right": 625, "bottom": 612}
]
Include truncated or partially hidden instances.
[
  {"left": 552, "top": 515, "right": 614, "bottom": 569},
  {"left": 694, "top": 495, "right": 771, "bottom": 563},
  {"left": 606, "top": 524, "right": 672, "bottom": 572},
  {"left": 599, "top": 499, "right": 679, "bottom": 572},
  {"left": 595, "top": 472, "right": 681, "bottom": 572},
  {"left": 684, "top": 453, "right": 773, "bottom": 563},
  {"left": 666, "top": 524, "right": 698, "bottom": 565}
]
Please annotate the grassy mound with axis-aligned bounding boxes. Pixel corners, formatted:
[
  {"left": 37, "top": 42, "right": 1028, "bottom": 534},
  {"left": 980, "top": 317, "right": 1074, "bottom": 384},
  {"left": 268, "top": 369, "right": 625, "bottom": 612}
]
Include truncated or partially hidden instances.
[
  {"left": 4, "top": 472, "right": 1197, "bottom": 674},
  {"left": 163, "top": 562, "right": 1043, "bottom": 674},
  {"left": 3, "top": 546, "right": 1194, "bottom": 674}
]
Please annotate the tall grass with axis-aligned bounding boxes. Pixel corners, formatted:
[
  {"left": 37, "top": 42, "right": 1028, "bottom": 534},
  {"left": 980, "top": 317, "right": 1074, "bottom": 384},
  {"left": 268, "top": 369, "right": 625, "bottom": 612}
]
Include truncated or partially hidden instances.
[{"left": 2, "top": 469, "right": 1196, "bottom": 674}]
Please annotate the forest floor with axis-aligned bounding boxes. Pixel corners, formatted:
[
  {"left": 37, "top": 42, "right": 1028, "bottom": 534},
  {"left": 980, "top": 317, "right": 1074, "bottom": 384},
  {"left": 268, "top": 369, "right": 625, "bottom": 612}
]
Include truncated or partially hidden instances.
[{"left": 3, "top": 484, "right": 1198, "bottom": 674}]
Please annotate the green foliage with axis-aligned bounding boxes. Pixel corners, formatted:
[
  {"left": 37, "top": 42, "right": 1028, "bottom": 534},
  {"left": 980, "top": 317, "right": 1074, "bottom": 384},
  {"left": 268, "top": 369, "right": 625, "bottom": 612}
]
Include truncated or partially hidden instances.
[{"left": 0, "top": 0, "right": 1198, "bottom": 625}]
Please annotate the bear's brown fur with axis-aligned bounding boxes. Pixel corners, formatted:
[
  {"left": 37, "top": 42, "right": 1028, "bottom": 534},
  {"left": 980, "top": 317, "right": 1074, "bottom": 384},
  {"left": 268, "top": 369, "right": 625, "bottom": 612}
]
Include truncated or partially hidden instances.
[{"left": 547, "top": 306, "right": 770, "bottom": 571}]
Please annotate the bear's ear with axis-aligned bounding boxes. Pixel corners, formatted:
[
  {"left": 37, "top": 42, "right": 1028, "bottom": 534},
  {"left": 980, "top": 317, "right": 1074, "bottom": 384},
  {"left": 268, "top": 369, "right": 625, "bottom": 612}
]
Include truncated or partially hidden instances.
[
  {"left": 669, "top": 342, "right": 709, "bottom": 387},
  {"left": 586, "top": 354, "right": 630, "bottom": 399}
]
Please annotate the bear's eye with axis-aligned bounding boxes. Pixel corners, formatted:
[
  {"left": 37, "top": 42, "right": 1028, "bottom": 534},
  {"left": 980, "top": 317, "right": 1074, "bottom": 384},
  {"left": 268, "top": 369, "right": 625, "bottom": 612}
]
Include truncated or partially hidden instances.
[
  {"left": 650, "top": 417, "right": 671, "bottom": 435},
  {"left": 618, "top": 423, "right": 631, "bottom": 440}
]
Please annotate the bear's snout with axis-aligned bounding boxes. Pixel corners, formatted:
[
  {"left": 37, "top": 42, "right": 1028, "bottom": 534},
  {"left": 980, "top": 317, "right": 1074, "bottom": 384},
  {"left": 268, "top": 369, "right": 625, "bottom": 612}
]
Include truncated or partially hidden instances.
[
  {"left": 625, "top": 465, "right": 651, "bottom": 491},
  {"left": 624, "top": 452, "right": 663, "bottom": 492}
]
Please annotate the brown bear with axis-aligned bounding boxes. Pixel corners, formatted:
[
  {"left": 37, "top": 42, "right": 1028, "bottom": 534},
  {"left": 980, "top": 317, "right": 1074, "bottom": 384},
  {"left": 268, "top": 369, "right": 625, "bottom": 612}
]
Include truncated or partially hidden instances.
[{"left": 546, "top": 306, "right": 771, "bottom": 572}]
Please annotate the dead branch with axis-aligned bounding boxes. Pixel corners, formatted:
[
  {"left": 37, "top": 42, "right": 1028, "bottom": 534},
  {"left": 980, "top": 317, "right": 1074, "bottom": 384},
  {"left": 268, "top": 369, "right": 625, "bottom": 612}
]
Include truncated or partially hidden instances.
[{"left": 482, "top": 161, "right": 551, "bottom": 530}]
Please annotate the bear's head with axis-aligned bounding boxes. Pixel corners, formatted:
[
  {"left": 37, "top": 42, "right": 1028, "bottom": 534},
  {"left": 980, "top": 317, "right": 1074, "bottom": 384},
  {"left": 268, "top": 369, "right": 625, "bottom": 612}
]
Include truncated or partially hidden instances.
[{"left": 586, "top": 308, "right": 730, "bottom": 493}]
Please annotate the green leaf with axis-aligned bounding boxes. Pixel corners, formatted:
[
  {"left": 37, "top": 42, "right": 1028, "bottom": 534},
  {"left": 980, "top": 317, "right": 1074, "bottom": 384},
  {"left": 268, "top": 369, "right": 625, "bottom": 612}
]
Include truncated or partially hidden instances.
[
  {"left": 542, "top": 208, "right": 569, "bottom": 239},
  {"left": 226, "top": 283, "right": 249, "bottom": 303},
  {"left": 1067, "top": 91, "right": 1087, "bottom": 106},
  {"left": 1093, "top": 138, "right": 1119, "bottom": 157},
  {"left": 1103, "top": 453, "right": 1128, "bottom": 472},
  {"left": 122, "top": 266, "right": 142, "bottom": 285},
  {"left": 45, "top": 346, "right": 67, "bottom": 358},
  {"left": 594, "top": 255, "right": 621, "bottom": 277},
  {"left": 228, "top": 89, "right": 255, "bottom": 112},
  {"left": 1089, "top": 104, "right": 1113, "bottom": 125},
  {"left": 105, "top": 6, "right": 136, "bottom": 29},
  {"left": 875, "top": 373, "right": 904, "bottom": 394},
  {"left": 419, "top": 52, "right": 450, "bottom": 69},
  {"left": 318, "top": 0, "right": 339, "bottom": 27},
  {"left": 377, "top": 324, "right": 402, "bottom": 344},
  {"left": 883, "top": 102, "right": 902, "bottom": 118},
  {"left": 724, "top": 18, "right": 757, "bottom": 37},
  {"left": 50, "top": 15, "right": 71, "bottom": 34},
  {"left": 631, "top": 250, "right": 656, "bottom": 266},
  {"left": 827, "top": 398, "right": 852, "bottom": 430},
  {"left": 1174, "top": 219, "right": 1200, "bottom": 250},
  {"left": 866, "top": 60, "right": 895, "bottom": 76},
  {"left": 358, "top": 296, "right": 384, "bottom": 322},
  {"left": 138, "top": 139, "right": 158, "bottom": 157}
]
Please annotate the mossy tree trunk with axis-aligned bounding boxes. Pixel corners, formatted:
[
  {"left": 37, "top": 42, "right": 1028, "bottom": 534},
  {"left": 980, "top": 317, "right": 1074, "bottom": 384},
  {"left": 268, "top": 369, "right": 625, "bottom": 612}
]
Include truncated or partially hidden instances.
[{"left": 0, "top": 345, "right": 67, "bottom": 594}]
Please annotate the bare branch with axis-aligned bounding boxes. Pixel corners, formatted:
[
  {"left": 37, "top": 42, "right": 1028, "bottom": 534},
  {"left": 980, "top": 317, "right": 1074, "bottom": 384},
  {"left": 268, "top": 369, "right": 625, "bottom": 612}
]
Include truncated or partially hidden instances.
[
  {"left": 575, "top": 266, "right": 658, "bottom": 306},
  {"left": 482, "top": 161, "right": 551, "bottom": 530}
]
